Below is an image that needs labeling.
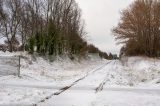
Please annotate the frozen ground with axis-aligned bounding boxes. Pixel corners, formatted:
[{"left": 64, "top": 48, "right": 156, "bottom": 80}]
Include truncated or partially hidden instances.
[{"left": 0, "top": 52, "right": 160, "bottom": 106}]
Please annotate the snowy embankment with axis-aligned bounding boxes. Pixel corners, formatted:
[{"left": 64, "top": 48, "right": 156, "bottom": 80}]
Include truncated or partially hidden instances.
[
  {"left": 120, "top": 56, "right": 160, "bottom": 87},
  {"left": 39, "top": 57, "right": 160, "bottom": 106},
  {"left": 0, "top": 51, "right": 160, "bottom": 106},
  {"left": 0, "top": 51, "right": 107, "bottom": 105},
  {"left": 91, "top": 57, "right": 160, "bottom": 106}
]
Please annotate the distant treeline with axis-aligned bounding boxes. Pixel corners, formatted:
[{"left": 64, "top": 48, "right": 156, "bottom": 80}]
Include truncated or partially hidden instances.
[
  {"left": 0, "top": 0, "right": 111, "bottom": 59},
  {"left": 87, "top": 44, "right": 117, "bottom": 60},
  {"left": 113, "top": 0, "right": 160, "bottom": 57}
]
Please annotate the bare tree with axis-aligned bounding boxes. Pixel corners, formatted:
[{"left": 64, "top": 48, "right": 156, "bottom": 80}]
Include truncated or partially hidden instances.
[
  {"left": 113, "top": 0, "right": 160, "bottom": 57},
  {"left": 0, "top": 0, "right": 88, "bottom": 57},
  {"left": 0, "top": 0, "right": 23, "bottom": 52}
]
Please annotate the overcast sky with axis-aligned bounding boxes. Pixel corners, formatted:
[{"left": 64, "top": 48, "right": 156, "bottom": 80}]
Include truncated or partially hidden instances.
[{"left": 76, "top": 0, "right": 134, "bottom": 55}]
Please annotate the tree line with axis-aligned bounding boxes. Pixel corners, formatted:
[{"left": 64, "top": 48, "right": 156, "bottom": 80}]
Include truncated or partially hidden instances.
[
  {"left": 0, "top": 0, "right": 111, "bottom": 59},
  {"left": 113, "top": 0, "right": 160, "bottom": 57},
  {"left": 87, "top": 44, "right": 116, "bottom": 60}
]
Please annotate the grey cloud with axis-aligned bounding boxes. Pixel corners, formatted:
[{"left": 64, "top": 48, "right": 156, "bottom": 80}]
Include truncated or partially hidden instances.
[{"left": 76, "top": 0, "right": 134, "bottom": 54}]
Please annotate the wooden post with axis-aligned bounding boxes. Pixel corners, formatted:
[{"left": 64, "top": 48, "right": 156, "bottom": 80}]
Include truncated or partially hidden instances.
[{"left": 18, "top": 56, "right": 21, "bottom": 77}]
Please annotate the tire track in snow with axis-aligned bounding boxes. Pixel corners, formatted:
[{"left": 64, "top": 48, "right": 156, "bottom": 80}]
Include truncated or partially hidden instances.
[
  {"left": 33, "top": 61, "right": 112, "bottom": 106},
  {"left": 95, "top": 61, "right": 117, "bottom": 93},
  {"left": 95, "top": 76, "right": 108, "bottom": 93}
]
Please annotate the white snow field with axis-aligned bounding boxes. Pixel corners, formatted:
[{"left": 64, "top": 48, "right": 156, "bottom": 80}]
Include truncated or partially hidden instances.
[{"left": 0, "top": 51, "right": 160, "bottom": 106}]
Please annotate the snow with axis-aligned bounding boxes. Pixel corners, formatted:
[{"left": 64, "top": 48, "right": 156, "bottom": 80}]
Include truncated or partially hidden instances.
[
  {"left": 38, "top": 57, "right": 160, "bottom": 106},
  {"left": 0, "top": 56, "right": 19, "bottom": 76},
  {"left": 0, "top": 37, "right": 6, "bottom": 44},
  {"left": 0, "top": 86, "right": 54, "bottom": 106},
  {"left": 39, "top": 90, "right": 96, "bottom": 106},
  {"left": 92, "top": 89, "right": 160, "bottom": 106},
  {"left": 0, "top": 52, "right": 160, "bottom": 106},
  {"left": 0, "top": 51, "right": 107, "bottom": 105},
  {"left": 121, "top": 56, "right": 160, "bottom": 86}
]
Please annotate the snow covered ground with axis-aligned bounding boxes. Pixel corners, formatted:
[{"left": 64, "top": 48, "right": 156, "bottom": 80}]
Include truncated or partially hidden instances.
[
  {"left": 0, "top": 52, "right": 107, "bottom": 105},
  {"left": 92, "top": 88, "right": 160, "bottom": 106},
  {"left": 0, "top": 52, "right": 160, "bottom": 106}
]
